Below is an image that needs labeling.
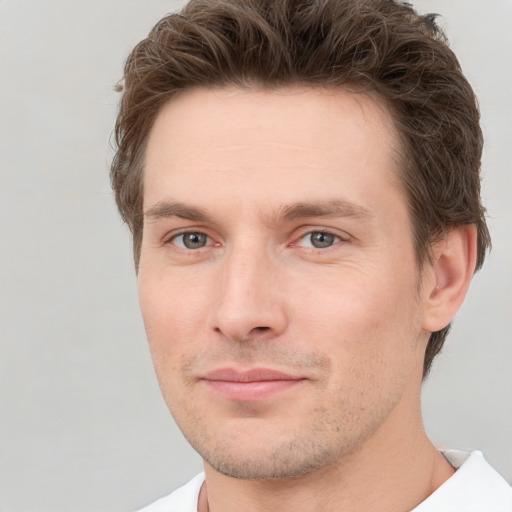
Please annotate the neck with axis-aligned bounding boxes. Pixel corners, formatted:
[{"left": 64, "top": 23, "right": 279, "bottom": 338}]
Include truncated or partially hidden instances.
[{"left": 199, "top": 397, "right": 454, "bottom": 512}]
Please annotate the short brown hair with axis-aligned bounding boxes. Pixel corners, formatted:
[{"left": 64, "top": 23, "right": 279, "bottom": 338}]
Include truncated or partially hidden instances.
[{"left": 111, "top": 0, "right": 490, "bottom": 376}]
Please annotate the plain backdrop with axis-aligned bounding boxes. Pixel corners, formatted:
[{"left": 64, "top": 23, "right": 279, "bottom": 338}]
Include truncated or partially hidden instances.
[{"left": 0, "top": 1, "right": 511, "bottom": 511}]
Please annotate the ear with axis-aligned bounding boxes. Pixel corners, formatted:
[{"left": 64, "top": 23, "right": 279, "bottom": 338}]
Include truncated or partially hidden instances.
[{"left": 422, "top": 225, "right": 478, "bottom": 333}]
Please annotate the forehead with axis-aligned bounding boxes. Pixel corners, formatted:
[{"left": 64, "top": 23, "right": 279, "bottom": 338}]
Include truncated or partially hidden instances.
[
  {"left": 146, "top": 86, "right": 398, "bottom": 154},
  {"left": 143, "top": 86, "right": 403, "bottom": 215}
]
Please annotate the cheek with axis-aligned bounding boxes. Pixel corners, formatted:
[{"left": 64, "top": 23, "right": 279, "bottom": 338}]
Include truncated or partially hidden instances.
[
  {"left": 290, "top": 262, "right": 421, "bottom": 370},
  {"left": 137, "top": 272, "right": 208, "bottom": 417},
  {"left": 296, "top": 276, "right": 422, "bottom": 424},
  {"left": 137, "top": 269, "right": 209, "bottom": 365}
]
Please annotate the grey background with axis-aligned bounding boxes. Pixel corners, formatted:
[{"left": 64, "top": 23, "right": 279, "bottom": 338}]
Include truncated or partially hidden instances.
[{"left": 0, "top": 1, "right": 510, "bottom": 511}]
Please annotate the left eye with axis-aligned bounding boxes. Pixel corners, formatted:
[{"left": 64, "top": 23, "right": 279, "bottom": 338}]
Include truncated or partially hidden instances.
[
  {"left": 298, "top": 231, "right": 340, "bottom": 249},
  {"left": 171, "top": 232, "right": 210, "bottom": 250}
]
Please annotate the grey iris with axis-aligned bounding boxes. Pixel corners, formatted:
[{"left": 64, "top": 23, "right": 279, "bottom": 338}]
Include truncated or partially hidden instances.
[
  {"left": 310, "top": 232, "right": 335, "bottom": 248},
  {"left": 183, "top": 232, "right": 207, "bottom": 249}
]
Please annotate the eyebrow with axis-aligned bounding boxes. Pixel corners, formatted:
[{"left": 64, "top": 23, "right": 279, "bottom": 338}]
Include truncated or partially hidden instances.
[
  {"left": 277, "top": 199, "right": 374, "bottom": 223},
  {"left": 144, "top": 201, "right": 209, "bottom": 222},
  {"left": 143, "top": 198, "right": 374, "bottom": 224}
]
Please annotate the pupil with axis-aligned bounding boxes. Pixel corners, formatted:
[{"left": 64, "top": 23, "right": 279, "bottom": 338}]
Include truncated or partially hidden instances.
[
  {"left": 311, "top": 232, "right": 334, "bottom": 248},
  {"left": 184, "top": 233, "right": 206, "bottom": 249}
]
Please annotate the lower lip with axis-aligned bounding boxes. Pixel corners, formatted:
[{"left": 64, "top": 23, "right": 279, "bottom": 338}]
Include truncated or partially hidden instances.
[{"left": 204, "top": 379, "right": 305, "bottom": 401}]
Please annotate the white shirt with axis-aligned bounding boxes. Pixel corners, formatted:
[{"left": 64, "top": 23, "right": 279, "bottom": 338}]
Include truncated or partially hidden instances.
[
  {"left": 412, "top": 451, "right": 512, "bottom": 511},
  {"left": 136, "top": 451, "right": 512, "bottom": 512}
]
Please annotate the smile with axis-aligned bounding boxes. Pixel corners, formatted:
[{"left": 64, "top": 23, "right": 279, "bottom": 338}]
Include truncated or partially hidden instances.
[{"left": 201, "top": 368, "right": 307, "bottom": 401}]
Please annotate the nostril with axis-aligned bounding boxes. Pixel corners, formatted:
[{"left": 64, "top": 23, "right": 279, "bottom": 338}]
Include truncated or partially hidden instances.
[{"left": 255, "top": 326, "right": 270, "bottom": 332}]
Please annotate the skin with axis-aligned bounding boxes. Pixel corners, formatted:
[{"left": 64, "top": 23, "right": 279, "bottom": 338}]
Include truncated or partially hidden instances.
[{"left": 138, "top": 87, "right": 476, "bottom": 512}]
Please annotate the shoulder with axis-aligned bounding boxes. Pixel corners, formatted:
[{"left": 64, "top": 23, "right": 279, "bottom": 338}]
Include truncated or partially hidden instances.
[
  {"left": 135, "top": 473, "right": 205, "bottom": 512},
  {"left": 414, "top": 451, "right": 512, "bottom": 511}
]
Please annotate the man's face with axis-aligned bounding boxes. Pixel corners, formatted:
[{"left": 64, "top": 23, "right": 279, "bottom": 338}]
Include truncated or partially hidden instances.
[{"left": 138, "top": 87, "right": 430, "bottom": 479}]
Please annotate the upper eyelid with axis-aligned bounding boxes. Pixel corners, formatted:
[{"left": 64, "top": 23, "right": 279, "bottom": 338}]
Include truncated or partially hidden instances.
[
  {"left": 170, "top": 231, "right": 211, "bottom": 241},
  {"left": 164, "top": 227, "right": 213, "bottom": 242},
  {"left": 294, "top": 231, "right": 342, "bottom": 246},
  {"left": 166, "top": 231, "right": 217, "bottom": 252},
  {"left": 293, "top": 226, "right": 351, "bottom": 241},
  {"left": 161, "top": 226, "right": 350, "bottom": 246}
]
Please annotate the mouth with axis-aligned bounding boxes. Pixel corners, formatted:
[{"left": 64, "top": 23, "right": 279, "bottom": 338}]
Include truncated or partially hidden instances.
[{"left": 201, "top": 367, "right": 307, "bottom": 401}]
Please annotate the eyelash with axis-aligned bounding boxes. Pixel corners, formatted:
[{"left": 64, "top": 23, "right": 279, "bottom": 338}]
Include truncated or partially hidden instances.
[
  {"left": 293, "top": 230, "right": 344, "bottom": 250},
  {"left": 166, "top": 228, "right": 346, "bottom": 253},
  {"left": 167, "top": 231, "right": 216, "bottom": 250}
]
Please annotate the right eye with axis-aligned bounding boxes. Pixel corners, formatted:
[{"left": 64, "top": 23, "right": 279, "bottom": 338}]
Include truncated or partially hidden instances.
[
  {"left": 298, "top": 231, "right": 340, "bottom": 249},
  {"left": 170, "top": 232, "right": 211, "bottom": 250}
]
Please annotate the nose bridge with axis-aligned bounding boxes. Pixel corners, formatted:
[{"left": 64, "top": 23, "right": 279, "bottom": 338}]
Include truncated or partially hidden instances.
[{"left": 211, "top": 238, "right": 286, "bottom": 341}]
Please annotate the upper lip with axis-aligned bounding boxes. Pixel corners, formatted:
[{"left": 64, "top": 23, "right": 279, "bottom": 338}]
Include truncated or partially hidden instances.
[{"left": 202, "top": 368, "right": 304, "bottom": 382}]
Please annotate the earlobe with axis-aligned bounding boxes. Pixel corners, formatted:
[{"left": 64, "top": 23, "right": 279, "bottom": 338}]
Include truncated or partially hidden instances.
[{"left": 422, "top": 225, "right": 478, "bottom": 333}]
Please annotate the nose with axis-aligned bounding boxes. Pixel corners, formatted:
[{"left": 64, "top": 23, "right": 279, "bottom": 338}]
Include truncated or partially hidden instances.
[{"left": 209, "top": 245, "right": 288, "bottom": 342}]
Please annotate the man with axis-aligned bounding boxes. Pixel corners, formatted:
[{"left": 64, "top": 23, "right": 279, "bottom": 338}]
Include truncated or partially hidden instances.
[{"left": 110, "top": 0, "right": 511, "bottom": 510}]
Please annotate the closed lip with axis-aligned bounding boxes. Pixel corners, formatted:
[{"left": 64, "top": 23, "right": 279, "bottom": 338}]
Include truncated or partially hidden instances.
[
  {"left": 202, "top": 367, "right": 305, "bottom": 383},
  {"left": 200, "top": 367, "right": 306, "bottom": 401}
]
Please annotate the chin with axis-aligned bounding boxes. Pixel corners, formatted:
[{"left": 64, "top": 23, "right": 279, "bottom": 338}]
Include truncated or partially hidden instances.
[{"left": 189, "top": 422, "right": 362, "bottom": 481}]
